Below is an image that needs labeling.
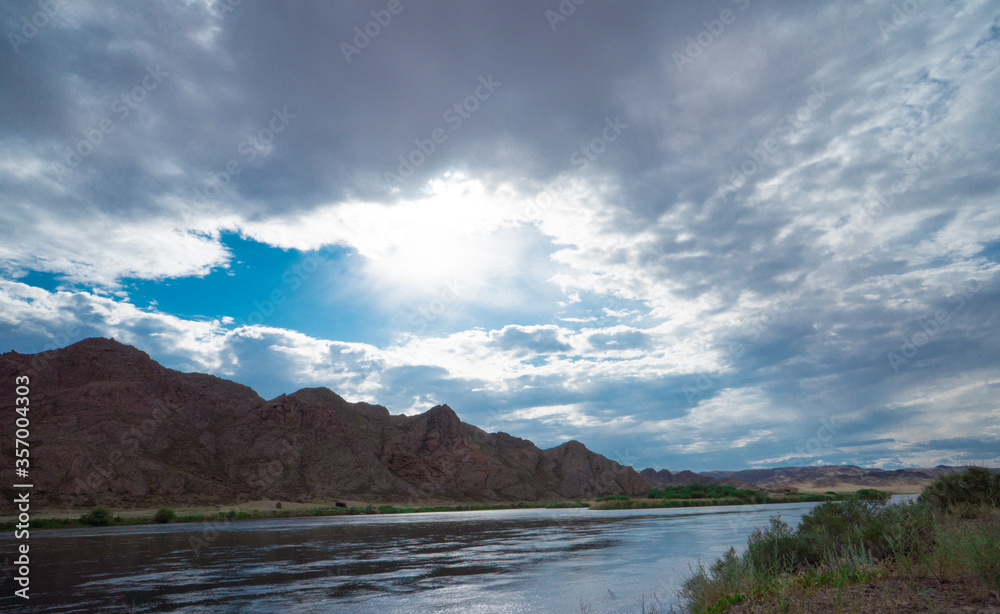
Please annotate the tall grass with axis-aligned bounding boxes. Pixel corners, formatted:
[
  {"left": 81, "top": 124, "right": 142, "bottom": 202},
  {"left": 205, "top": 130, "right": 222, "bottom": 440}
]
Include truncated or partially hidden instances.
[{"left": 680, "top": 468, "right": 1000, "bottom": 613}]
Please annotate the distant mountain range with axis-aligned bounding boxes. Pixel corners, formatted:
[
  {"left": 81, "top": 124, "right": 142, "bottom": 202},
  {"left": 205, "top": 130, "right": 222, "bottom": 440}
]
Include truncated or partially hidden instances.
[
  {"left": 637, "top": 465, "right": 984, "bottom": 494},
  {"left": 697, "top": 465, "right": 976, "bottom": 493},
  {"left": 0, "top": 338, "right": 985, "bottom": 512}
]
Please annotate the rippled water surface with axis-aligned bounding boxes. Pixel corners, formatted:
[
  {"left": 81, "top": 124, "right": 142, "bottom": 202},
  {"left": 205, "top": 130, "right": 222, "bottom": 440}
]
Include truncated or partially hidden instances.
[{"left": 5, "top": 501, "right": 843, "bottom": 613}]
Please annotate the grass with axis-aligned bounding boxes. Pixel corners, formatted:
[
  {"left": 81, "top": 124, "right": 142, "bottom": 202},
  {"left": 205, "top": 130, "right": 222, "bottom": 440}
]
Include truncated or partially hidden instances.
[
  {"left": 680, "top": 467, "right": 1000, "bottom": 613},
  {"left": 590, "top": 489, "right": 843, "bottom": 510},
  {"left": 0, "top": 499, "right": 590, "bottom": 531}
]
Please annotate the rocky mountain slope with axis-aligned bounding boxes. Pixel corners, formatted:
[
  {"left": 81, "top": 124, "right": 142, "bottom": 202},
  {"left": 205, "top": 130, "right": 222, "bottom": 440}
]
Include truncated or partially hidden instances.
[{"left": 0, "top": 338, "right": 648, "bottom": 510}]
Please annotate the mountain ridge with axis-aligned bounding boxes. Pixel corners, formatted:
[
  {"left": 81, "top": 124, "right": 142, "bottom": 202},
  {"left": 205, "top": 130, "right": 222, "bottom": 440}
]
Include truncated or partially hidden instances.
[{"left": 0, "top": 338, "right": 649, "bottom": 510}]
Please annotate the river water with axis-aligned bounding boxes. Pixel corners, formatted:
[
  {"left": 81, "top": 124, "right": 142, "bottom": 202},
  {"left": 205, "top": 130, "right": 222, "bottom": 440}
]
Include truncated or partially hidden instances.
[{"left": 4, "top": 500, "right": 852, "bottom": 613}]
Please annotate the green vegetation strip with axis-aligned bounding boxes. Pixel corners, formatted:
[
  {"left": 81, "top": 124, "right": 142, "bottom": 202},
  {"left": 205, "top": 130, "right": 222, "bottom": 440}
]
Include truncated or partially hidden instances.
[
  {"left": 680, "top": 468, "right": 1000, "bottom": 613},
  {"left": 590, "top": 484, "right": 845, "bottom": 510},
  {"left": 0, "top": 500, "right": 589, "bottom": 531}
]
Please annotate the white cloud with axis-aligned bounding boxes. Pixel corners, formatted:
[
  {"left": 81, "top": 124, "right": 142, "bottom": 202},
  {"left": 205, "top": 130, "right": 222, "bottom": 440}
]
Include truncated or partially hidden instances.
[{"left": 0, "top": 201, "right": 230, "bottom": 287}]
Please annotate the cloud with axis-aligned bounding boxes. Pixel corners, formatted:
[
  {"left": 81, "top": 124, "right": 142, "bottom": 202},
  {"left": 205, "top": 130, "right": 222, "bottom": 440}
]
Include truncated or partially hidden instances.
[
  {"left": 491, "top": 325, "right": 571, "bottom": 356},
  {"left": 2, "top": 1, "right": 999, "bottom": 470}
]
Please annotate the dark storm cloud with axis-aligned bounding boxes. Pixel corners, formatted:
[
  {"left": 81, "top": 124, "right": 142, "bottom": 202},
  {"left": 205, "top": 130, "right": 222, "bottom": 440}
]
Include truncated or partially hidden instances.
[
  {"left": 2, "top": 1, "right": 999, "bottom": 471},
  {"left": 922, "top": 437, "right": 1000, "bottom": 455},
  {"left": 2, "top": 0, "right": 844, "bottom": 218}
]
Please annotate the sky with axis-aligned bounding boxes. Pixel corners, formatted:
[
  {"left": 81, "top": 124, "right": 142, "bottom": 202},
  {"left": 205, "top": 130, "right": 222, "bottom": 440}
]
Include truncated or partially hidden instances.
[{"left": 1, "top": 1, "right": 999, "bottom": 472}]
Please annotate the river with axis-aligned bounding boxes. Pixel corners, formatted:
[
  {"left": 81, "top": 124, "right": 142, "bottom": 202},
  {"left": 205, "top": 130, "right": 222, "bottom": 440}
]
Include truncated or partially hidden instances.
[{"left": 2, "top": 499, "right": 889, "bottom": 613}]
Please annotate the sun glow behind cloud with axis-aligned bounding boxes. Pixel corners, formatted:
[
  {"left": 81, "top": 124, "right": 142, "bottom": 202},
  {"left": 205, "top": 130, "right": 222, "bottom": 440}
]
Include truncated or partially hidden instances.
[
  {"left": 237, "top": 175, "right": 546, "bottom": 298},
  {"left": 2, "top": 0, "right": 999, "bottom": 471}
]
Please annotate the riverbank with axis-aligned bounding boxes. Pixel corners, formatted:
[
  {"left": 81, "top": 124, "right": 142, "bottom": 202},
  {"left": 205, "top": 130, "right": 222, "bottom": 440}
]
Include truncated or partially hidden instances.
[
  {"left": 680, "top": 467, "right": 1000, "bottom": 613},
  {"left": 0, "top": 499, "right": 590, "bottom": 531},
  {"left": 0, "top": 491, "right": 851, "bottom": 531},
  {"left": 1, "top": 487, "right": 851, "bottom": 531},
  {"left": 589, "top": 491, "right": 847, "bottom": 510},
  {"left": 1, "top": 485, "right": 870, "bottom": 531}
]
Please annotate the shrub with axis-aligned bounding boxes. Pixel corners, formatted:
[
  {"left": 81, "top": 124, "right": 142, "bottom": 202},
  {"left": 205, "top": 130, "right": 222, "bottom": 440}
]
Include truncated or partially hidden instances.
[
  {"left": 83, "top": 506, "right": 114, "bottom": 526},
  {"left": 854, "top": 489, "right": 891, "bottom": 506},
  {"left": 966, "top": 520, "right": 1000, "bottom": 601},
  {"left": 920, "top": 466, "right": 1000, "bottom": 511},
  {"left": 153, "top": 507, "right": 176, "bottom": 523},
  {"left": 744, "top": 516, "right": 799, "bottom": 576},
  {"left": 680, "top": 549, "right": 754, "bottom": 613},
  {"left": 648, "top": 484, "right": 762, "bottom": 502},
  {"left": 880, "top": 501, "right": 934, "bottom": 565}
]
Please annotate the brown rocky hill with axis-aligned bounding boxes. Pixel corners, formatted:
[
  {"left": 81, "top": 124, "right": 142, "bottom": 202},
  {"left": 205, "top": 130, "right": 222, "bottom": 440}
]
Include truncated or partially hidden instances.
[{"left": 0, "top": 338, "right": 649, "bottom": 510}]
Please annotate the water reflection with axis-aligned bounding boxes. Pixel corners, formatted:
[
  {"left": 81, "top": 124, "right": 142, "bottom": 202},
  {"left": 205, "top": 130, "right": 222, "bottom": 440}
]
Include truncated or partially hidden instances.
[{"left": 2, "top": 501, "right": 872, "bottom": 613}]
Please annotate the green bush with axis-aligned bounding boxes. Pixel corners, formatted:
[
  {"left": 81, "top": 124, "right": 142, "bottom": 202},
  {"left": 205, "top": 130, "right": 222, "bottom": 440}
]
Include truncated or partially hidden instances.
[
  {"left": 648, "top": 483, "right": 761, "bottom": 502},
  {"left": 854, "top": 489, "right": 891, "bottom": 506},
  {"left": 920, "top": 466, "right": 1000, "bottom": 511},
  {"left": 377, "top": 505, "right": 396, "bottom": 514},
  {"left": 596, "top": 494, "right": 631, "bottom": 502},
  {"left": 744, "top": 516, "right": 800, "bottom": 576},
  {"left": 82, "top": 506, "right": 114, "bottom": 526},
  {"left": 965, "top": 520, "right": 1000, "bottom": 600},
  {"left": 153, "top": 507, "right": 176, "bottom": 523}
]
